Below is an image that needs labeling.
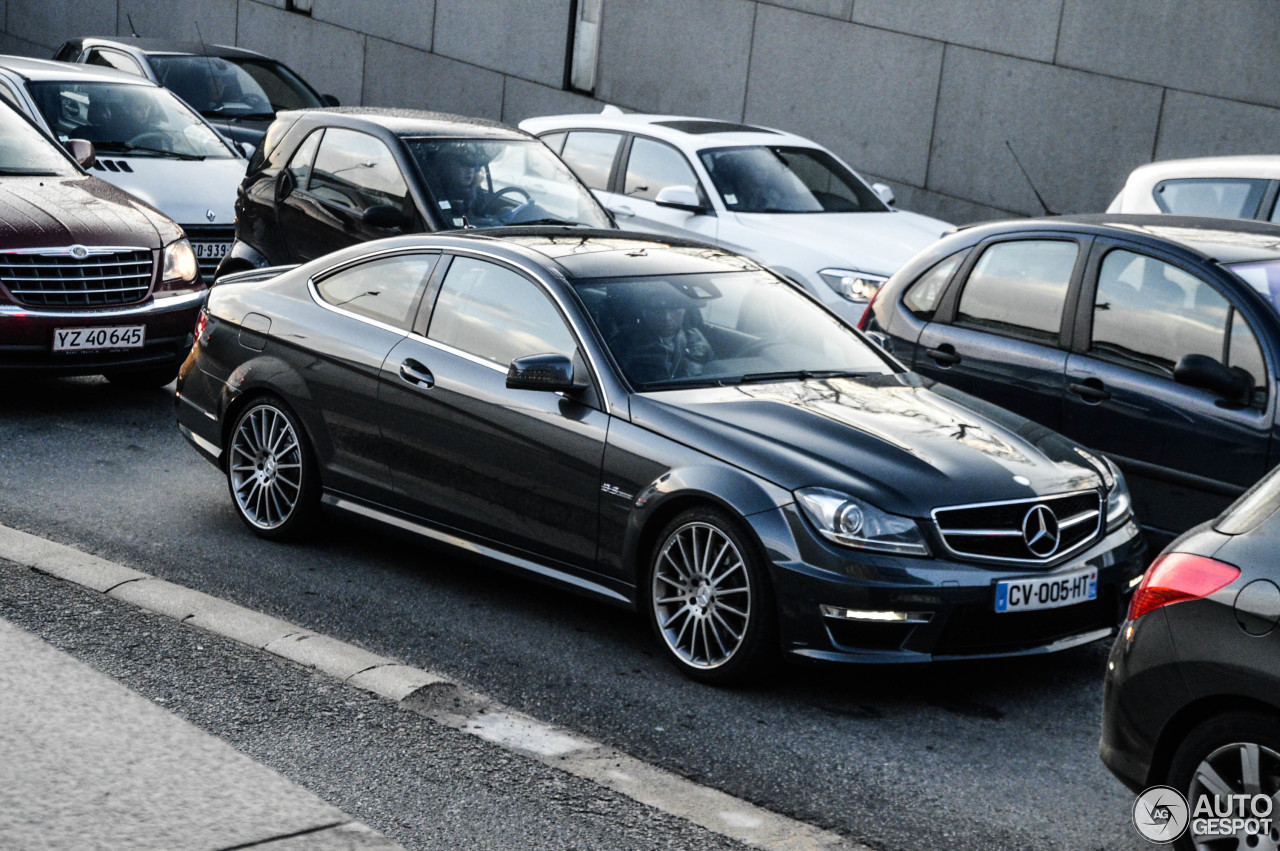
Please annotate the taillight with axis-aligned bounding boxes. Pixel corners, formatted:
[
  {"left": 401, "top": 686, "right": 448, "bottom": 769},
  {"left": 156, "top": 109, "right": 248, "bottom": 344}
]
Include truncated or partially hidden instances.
[
  {"left": 194, "top": 308, "right": 208, "bottom": 343},
  {"left": 1127, "top": 552, "right": 1240, "bottom": 621},
  {"left": 857, "top": 286, "right": 882, "bottom": 330}
]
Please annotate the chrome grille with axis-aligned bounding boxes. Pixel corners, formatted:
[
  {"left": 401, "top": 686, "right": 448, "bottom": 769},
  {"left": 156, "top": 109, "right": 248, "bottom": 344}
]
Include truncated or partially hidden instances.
[
  {"left": 932, "top": 490, "right": 1103, "bottom": 565},
  {"left": 0, "top": 247, "right": 153, "bottom": 307}
]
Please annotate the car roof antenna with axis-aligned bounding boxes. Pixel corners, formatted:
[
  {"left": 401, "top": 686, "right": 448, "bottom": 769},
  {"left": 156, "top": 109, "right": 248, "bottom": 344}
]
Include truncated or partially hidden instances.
[
  {"left": 193, "top": 20, "right": 222, "bottom": 104},
  {"left": 126, "top": 13, "right": 141, "bottom": 37},
  {"left": 1005, "top": 139, "right": 1056, "bottom": 216}
]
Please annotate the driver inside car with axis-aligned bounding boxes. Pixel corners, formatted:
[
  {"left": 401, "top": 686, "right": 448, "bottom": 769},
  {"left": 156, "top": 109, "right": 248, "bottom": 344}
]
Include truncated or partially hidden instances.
[
  {"left": 611, "top": 285, "right": 715, "bottom": 384},
  {"left": 429, "top": 142, "right": 513, "bottom": 226}
]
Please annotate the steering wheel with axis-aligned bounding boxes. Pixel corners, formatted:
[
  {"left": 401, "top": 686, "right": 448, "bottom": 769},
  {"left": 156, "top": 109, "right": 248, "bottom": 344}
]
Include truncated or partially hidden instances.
[
  {"left": 492, "top": 186, "right": 533, "bottom": 205},
  {"left": 737, "top": 337, "right": 789, "bottom": 358},
  {"left": 126, "top": 131, "right": 173, "bottom": 151}
]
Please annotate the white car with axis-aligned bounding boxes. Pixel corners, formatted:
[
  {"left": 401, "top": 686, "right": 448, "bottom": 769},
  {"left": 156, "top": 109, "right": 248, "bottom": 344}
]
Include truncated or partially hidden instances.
[
  {"left": 0, "top": 56, "right": 246, "bottom": 281},
  {"left": 520, "top": 108, "right": 951, "bottom": 322},
  {"left": 1107, "top": 155, "right": 1280, "bottom": 223}
]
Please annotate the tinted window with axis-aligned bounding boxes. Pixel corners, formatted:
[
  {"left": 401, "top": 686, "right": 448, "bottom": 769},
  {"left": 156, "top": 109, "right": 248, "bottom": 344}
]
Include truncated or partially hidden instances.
[
  {"left": 151, "top": 56, "right": 322, "bottom": 116},
  {"left": 539, "top": 131, "right": 566, "bottom": 155},
  {"left": 285, "top": 128, "right": 321, "bottom": 188},
  {"left": 956, "top": 241, "right": 1077, "bottom": 342},
  {"left": 698, "top": 146, "right": 886, "bottom": 213},
  {"left": 428, "top": 257, "right": 576, "bottom": 366},
  {"left": 86, "top": 48, "right": 144, "bottom": 76},
  {"left": 1154, "top": 178, "right": 1268, "bottom": 219},
  {"left": 903, "top": 250, "right": 969, "bottom": 321},
  {"left": 0, "top": 102, "right": 76, "bottom": 175},
  {"left": 309, "top": 128, "right": 408, "bottom": 213},
  {"left": 558, "top": 131, "right": 621, "bottom": 191},
  {"left": 624, "top": 137, "right": 698, "bottom": 201},
  {"left": 315, "top": 253, "right": 434, "bottom": 329}
]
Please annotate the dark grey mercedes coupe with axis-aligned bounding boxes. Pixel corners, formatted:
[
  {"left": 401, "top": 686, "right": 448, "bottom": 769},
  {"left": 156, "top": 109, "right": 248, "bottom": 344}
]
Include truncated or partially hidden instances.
[{"left": 176, "top": 228, "right": 1148, "bottom": 683}]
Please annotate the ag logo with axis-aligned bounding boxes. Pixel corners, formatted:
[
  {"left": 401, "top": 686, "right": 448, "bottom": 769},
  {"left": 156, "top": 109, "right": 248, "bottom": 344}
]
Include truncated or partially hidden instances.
[
  {"left": 1133, "top": 785, "right": 1189, "bottom": 843},
  {"left": 69, "top": 244, "right": 89, "bottom": 259}
]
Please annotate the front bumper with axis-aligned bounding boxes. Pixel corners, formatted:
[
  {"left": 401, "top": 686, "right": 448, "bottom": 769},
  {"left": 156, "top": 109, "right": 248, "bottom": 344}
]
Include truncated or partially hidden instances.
[
  {"left": 756, "top": 503, "right": 1149, "bottom": 664},
  {"left": 0, "top": 291, "right": 203, "bottom": 376}
]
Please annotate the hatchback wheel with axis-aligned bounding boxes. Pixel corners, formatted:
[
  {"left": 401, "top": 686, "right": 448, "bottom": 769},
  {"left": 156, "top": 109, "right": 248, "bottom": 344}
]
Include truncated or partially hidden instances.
[
  {"left": 1167, "top": 712, "right": 1280, "bottom": 851},
  {"left": 227, "top": 398, "right": 318, "bottom": 539},
  {"left": 647, "top": 507, "right": 777, "bottom": 685}
]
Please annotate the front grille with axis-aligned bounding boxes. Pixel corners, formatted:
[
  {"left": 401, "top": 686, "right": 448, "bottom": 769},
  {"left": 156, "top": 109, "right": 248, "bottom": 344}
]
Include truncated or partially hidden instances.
[
  {"left": 183, "top": 225, "right": 234, "bottom": 283},
  {"left": 932, "top": 490, "right": 1103, "bottom": 565},
  {"left": 0, "top": 247, "right": 154, "bottom": 307}
]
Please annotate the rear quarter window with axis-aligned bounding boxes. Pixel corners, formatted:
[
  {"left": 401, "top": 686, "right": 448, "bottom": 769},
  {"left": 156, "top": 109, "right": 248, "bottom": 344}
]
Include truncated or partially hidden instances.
[{"left": 902, "top": 249, "right": 969, "bottom": 321}]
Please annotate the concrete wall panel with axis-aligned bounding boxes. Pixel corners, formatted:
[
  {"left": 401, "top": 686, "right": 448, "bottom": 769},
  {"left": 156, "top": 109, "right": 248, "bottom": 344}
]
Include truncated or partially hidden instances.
[
  {"left": 7, "top": 0, "right": 114, "bottom": 53},
  {"left": 0, "top": 30, "right": 47, "bottom": 59},
  {"left": 236, "top": 1, "right": 364, "bottom": 106},
  {"left": 595, "top": 0, "right": 754, "bottom": 120},
  {"left": 1154, "top": 91, "right": 1280, "bottom": 162},
  {"left": 756, "top": 0, "right": 851, "bottom": 20},
  {"left": 362, "top": 38, "right": 504, "bottom": 122},
  {"left": 744, "top": 6, "right": 942, "bottom": 186},
  {"left": 865, "top": 175, "right": 1017, "bottom": 226},
  {"left": 312, "top": 0, "right": 435, "bottom": 53},
  {"left": 929, "top": 46, "right": 1161, "bottom": 216},
  {"left": 434, "top": 0, "right": 569, "bottom": 88},
  {"left": 1058, "top": 0, "right": 1280, "bottom": 109},
  {"left": 853, "top": 0, "right": 1063, "bottom": 62},
  {"left": 501, "top": 77, "right": 603, "bottom": 127},
  {"left": 116, "top": 0, "right": 237, "bottom": 45}
]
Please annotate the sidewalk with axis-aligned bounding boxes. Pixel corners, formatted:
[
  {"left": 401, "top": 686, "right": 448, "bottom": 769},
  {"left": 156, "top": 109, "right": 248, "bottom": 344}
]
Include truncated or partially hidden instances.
[{"left": 0, "top": 616, "right": 401, "bottom": 851}]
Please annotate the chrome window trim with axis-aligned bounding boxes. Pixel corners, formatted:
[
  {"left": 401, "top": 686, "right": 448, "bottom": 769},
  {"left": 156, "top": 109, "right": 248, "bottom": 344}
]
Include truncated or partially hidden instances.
[{"left": 930, "top": 488, "right": 1104, "bottom": 566}]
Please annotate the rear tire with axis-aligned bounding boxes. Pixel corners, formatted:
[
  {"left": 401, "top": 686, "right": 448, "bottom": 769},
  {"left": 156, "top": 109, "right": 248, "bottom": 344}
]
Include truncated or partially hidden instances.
[{"left": 226, "top": 397, "right": 319, "bottom": 540}]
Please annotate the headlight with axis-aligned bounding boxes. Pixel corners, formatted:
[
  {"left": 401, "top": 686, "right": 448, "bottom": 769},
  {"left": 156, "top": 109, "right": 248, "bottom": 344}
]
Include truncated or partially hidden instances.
[
  {"left": 795, "top": 487, "right": 930, "bottom": 556},
  {"left": 162, "top": 238, "right": 198, "bottom": 284},
  {"left": 818, "top": 268, "right": 887, "bottom": 302},
  {"left": 1101, "top": 456, "right": 1132, "bottom": 530}
]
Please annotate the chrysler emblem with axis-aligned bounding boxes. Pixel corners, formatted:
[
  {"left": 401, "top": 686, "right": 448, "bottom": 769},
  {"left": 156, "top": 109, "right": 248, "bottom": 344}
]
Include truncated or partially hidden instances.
[
  {"left": 205, "top": 209, "right": 217, "bottom": 222},
  {"left": 69, "top": 245, "right": 89, "bottom": 259},
  {"left": 1022, "top": 505, "right": 1061, "bottom": 558}
]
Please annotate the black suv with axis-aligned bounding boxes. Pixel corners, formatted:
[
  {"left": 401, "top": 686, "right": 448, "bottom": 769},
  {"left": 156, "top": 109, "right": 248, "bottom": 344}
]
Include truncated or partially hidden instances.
[
  {"left": 218, "top": 108, "right": 614, "bottom": 277},
  {"left": 864, "top": 214, "right": 1280, "bottom": 548}
]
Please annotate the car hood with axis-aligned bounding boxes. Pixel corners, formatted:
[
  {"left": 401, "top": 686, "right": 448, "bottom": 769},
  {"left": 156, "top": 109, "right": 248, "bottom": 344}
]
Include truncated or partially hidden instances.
[
  {"left": 629, "top": 373, "right": 1102, "bottom": 517},
  {"left": 729, "top": 210, "right": 951, "bottom": 277},
  {"left": 88, "top": 156, "right": 245, "bottom": 229},
  {"left": 0, "top": 175, "right": 179, "bottom": 250}
]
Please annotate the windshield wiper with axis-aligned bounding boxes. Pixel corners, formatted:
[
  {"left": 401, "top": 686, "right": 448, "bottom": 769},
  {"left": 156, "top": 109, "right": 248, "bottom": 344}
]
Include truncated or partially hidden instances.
[
  {"left": 737, "top": 369, "right": 870, "bottom": 384},
  {"left": 511, "top": 217, "right": 588, "bottom": 227},
  {"left": 93, "top": 142, "right": 206, "bottom": 161}
]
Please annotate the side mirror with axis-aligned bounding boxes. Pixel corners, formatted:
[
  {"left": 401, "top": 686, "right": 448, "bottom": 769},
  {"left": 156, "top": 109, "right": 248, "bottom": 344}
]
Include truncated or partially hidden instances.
[
  {"left": 322, "top": 94, "right": 340, "bottom": 107},
  {"left": 654, "top": 185, "right": 710, "bottom": 214},
  {"left": 507, "top": 353, "right": 577, "bottom": 392},
  {"left": 66, "top": 138, "right": 95, "bottom": 168},
  {"left": 1174, "top": 353, "right": 1252, "bottom": 402},
  {"left": 362, "top": 204, "right": 408, "bottom": 230},
  {"left": 872, "top": 182, "right": 895, "bottom": 206}
]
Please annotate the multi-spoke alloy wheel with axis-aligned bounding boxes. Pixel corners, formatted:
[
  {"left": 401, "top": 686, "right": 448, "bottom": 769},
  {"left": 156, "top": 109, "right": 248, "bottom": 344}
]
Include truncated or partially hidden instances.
[
  {"left": 227, "top": 400, "right": 317, "bottom": 538},
  {"left": 648, "top": 509, "right": 776, "bottom": 684}
]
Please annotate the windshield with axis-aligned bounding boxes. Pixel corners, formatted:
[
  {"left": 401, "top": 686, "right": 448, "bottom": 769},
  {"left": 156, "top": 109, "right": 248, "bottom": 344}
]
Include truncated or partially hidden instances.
[
  {"left": 0, "top": 103, "right": 76, "bottom": 176},
  {"left": 573, "top": 270, "right": 893, "bottom": 391},
  {"left": 26, "top": 81, "right": 234, "bottom": 159},
  {"left": 699, "top": 145, "right": 887, "bottom": 214},
  {"left": 150, "top": 55, "right": 323, "bottom": 118},
  {"left": 1227, "top": 259, "right": 1280, "bottom": 314},
  {"left": 404, "top": 137, "right": 612, "bottom": 229}
]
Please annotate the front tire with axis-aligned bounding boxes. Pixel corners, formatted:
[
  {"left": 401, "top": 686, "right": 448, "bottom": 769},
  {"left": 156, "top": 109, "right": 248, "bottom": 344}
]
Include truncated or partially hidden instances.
[
  {"left": 646, "top": 507, "right": 778, "bottom": 685},
  {"left": 226, "top": 398, "right": 319, "bottom": 539}
]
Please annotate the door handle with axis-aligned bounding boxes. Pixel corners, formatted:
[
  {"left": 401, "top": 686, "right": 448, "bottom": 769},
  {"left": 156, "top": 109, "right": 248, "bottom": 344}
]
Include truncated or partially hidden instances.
[
  {"left": 925, "top": 345, "right": 961, "bottom": 367},
  {"left": 609, "top": 204, "right": 636, "bottom": 218},
  {"left": 399, "top": 359, "right": 435, "bottom": 388},
  {"left": 1068, "top": 380, "right": 1111, "bottom": 403}
]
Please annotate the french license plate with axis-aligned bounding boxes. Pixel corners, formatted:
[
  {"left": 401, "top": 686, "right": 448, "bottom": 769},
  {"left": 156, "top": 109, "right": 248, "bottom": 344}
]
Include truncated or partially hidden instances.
[
  {"left": 53, "top": 326, "right": 145, "bottom": 352},
  {"left": 192, "top": 241, "right": 229, "bottom": 260},
  {"left": 995, "top": 568, "right": 1097, "bottom": 613}
]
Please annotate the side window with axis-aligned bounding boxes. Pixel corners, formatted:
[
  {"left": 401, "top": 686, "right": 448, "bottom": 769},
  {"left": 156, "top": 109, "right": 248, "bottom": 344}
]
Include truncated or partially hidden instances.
[
  {"left": 428, "top": 256, "right": 577, "bottom": 367},
  {"left": 309, "top": 127, "right": 409, "bottom": 214},
  {"left": 539, "top": 131, "right": 567, "bottom": 155},
  {"left": 558, "top": 130, "right": 622, "bottom": 191},
  {"left": 314, "top": 253, "right": 435, "bottom": 329},
  {"left": 956, "top": 240, "right": 1077, "bottom": 343},
  {"left": 624, "top": 137, "right": 698, "bottom": 201},
  {"left": 284, "top": 128, "right": 322, "bottom": 188},
  {"left": 903, "top": 249, "right": 970, "bottom": 321},
  {"left": 1154, "top": 178, "right": 1268, "bottom": 219},
  {"left": 86, "top": 49, "right": 145, "bottom": 77},
  {"left": 1090, "top": 250, "right": 1261, "bottom": 390}
]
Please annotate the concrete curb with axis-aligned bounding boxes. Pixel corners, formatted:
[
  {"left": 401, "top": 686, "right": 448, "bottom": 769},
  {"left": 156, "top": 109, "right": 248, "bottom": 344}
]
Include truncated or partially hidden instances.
[{"left": 0, "top": 523, "right": 869, "bottom": 851}]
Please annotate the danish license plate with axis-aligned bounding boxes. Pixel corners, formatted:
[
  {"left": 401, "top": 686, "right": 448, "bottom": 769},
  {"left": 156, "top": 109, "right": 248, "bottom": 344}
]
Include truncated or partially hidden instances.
[
  {"left": 53, "top": 326, "right": 145, "bottom": 352},
  {"left": 192, "top": 241, "right": 229, "bottom": 260},
  {"left": 995, "top": 568, "right": 1097, "bottom": 613}
]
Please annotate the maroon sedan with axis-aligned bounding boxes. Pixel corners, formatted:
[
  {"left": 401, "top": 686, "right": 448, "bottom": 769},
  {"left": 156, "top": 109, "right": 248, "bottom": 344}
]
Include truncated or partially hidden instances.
[{"left": 0, "top": 101, "right": 203, "bottom": 387}]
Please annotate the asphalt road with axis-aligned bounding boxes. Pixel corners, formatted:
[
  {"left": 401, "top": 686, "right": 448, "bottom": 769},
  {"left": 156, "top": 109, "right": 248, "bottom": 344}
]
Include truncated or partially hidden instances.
[{"left": 0, "top": 376, "right": 1151, "bottom": 850}]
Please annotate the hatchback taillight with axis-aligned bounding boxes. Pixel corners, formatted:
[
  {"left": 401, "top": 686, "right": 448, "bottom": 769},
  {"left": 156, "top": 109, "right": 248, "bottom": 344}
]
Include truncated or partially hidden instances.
[
  {"left": 194, "top": 308, "right": 208, "bottom": 343},
  {"left": 857, "top": 286, "right": 882, "bottom": 330},
  {"left": 1127, "top": 552, "right": 1240, "bottom": 621}
]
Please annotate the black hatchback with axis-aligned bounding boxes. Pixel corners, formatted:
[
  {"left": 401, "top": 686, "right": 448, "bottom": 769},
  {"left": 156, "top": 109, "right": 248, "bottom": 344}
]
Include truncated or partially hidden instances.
[
  {"left": 216, "top": 108, "right": 613, "bottom": 278},
  {"left": 864, "top": 215, "right": 1280, "bottom": 549}
]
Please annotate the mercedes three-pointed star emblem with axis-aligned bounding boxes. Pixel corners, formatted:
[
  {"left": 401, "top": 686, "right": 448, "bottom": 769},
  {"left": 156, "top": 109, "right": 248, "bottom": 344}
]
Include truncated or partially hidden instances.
[{"left": 1022, "top": 504, "right": 1061, "bottom": 558}]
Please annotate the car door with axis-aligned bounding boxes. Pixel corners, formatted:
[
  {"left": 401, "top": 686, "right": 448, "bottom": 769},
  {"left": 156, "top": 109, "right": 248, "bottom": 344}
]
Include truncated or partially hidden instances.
[
  {"left": 377, "top": 253, "right": 609, "bottom": 571},
  {"left": 611, "top": 136, "right": 717, "bottom": 242},
  {"left": 279, "top": 127, "right": 415, "bottom": 262},
  {"left": 912, "top": 236, "right": 1088, "bottom": 432},
  {"left": 1062, "top": 241, "right": 1274, "bottom": 538}
]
